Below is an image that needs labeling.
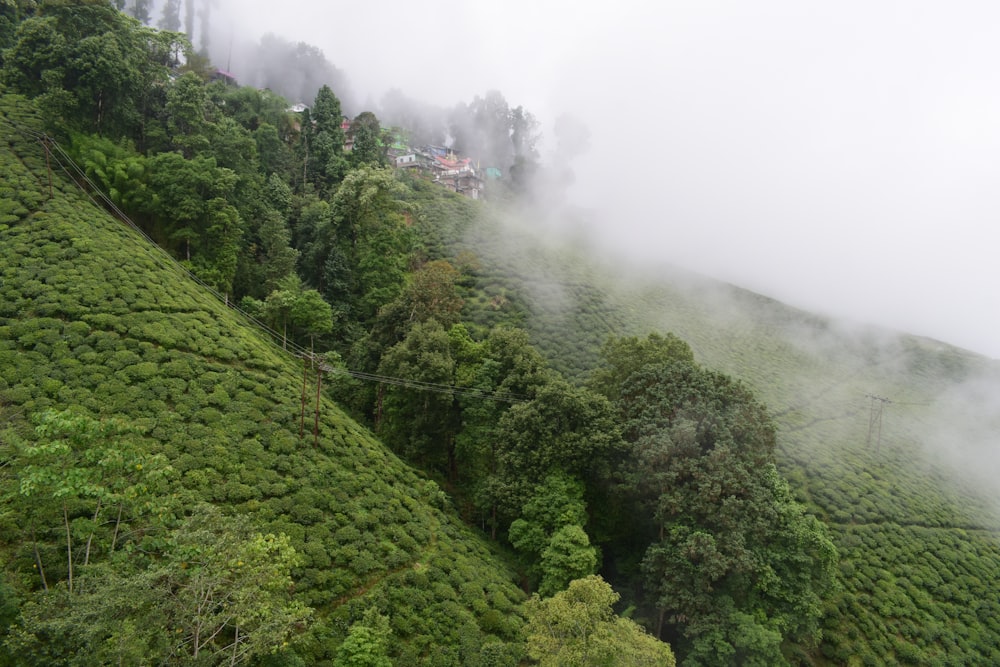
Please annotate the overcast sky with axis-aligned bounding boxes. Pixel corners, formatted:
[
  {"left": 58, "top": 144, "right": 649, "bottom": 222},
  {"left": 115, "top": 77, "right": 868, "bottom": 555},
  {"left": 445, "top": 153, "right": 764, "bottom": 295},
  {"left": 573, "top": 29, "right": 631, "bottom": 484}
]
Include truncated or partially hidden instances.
[{"left": 218, "top": 0, "right": 1000, "bottom": 359}]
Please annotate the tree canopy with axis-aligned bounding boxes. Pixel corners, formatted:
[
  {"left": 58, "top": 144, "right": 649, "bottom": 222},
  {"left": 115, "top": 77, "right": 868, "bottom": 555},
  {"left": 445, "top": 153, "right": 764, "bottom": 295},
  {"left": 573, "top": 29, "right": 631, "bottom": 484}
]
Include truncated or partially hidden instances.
[
  {"left": 525, "top": 575, "right": 676, "bottom": 667},
  {"left": 592, "top": 335, "right": 837, "bottom": 665}
]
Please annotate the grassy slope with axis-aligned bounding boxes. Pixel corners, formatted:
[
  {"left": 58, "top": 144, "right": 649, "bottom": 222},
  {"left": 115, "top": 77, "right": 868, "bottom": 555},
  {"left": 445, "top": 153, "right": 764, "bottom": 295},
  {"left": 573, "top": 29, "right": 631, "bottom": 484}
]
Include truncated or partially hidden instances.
[
  {"left": 453, "top": 206, "right": 1000, "bottom": 665},
  {"left": 0, "top": 95, "right": 524, "bottom": 665}
]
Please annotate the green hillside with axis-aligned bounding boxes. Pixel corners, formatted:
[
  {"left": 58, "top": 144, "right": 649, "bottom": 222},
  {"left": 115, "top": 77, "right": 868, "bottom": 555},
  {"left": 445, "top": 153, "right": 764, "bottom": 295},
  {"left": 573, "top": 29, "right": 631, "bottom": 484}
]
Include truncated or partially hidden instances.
[
  {"left": 447, "top": 205, "right": 1000, "bottom": 664},
  {"left": 2, "top": 4, "right": 1000, "bottom": 661},
  {"left": 0, "top": 94, "right": 526, "bottom": 665}
]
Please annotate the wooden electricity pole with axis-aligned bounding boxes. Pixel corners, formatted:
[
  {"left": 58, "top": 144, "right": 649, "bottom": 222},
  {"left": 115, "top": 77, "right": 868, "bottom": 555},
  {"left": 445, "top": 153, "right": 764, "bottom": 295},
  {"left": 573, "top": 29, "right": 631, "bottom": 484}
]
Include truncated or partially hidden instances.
[{"left": 313, "top": 365, "right": 323, "bottom": 448}]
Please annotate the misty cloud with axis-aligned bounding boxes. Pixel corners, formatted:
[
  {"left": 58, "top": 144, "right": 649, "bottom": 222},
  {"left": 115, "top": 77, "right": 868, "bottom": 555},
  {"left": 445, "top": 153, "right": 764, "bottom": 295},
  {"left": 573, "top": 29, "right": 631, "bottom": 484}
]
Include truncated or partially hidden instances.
[{"left": 157, "top": 0, "right": 1000, "bottom": 359}]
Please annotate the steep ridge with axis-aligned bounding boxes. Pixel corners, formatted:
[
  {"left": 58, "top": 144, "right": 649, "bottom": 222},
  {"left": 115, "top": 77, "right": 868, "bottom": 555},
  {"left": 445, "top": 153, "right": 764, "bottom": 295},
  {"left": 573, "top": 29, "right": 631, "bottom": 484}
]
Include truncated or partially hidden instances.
[
  {"left": 453, "top": 207, "right": 1000, "bottom": 663},
  {"left": 0, "top": 94, "right": 524, "bottom": 664}
]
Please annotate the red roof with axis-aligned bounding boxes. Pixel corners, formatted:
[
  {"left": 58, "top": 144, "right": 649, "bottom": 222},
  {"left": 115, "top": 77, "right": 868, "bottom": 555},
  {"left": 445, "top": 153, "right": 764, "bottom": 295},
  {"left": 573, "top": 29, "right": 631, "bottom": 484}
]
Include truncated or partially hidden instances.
[{"left": 435, "top": 155, "right": 471, "bottom": 169}]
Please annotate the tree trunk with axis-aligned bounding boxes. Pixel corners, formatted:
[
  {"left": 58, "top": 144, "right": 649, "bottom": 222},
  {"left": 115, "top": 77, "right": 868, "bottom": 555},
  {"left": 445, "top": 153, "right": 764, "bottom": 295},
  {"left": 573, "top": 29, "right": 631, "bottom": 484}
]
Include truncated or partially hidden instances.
[
  {"left": 63, "top": 503, "right": 73, "bottom": 594},
  {"left": 229, "top": 625, "right": 240, "bottom": 666},
  {"left": 83, "top": 498, "right": 102, "bottom": 566},
  {"left": 110, "top": 502, "right": 124, "bottom": 553},
  {"left": 31, "top": 524, "right": 48, "bottom": 591},
  {"left": 447, "top": 435, "right": 458, "bottom": 484}
]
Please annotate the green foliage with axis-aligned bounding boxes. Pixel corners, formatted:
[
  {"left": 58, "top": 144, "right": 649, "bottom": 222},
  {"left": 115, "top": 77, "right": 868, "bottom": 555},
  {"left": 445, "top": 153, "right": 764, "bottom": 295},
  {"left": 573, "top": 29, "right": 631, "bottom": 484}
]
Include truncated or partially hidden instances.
[
  {"left": 166, "top": 71, "right": 209, "bottom": 155},
  {"left": 494, "top": 379, "right": 623, "bottom": 515},
  {"left": 0, "top": 94, "right": 526, "bottom": 665},
  {"left": 1, "top": 4, "right": 183, "bottom": 136},
  {"left": 601, "top": 353, "right": 836, "bottom": 664},
  {"left": 334, "top": 608, "right": 392, "bottom": 667},
  {"left": 151, "top": 504, "right": 311, "bottom": 664},
  {"left": 349, "top": 111, "right": 386, "bottom": 168},
  {"left": 588, "top": 332, "right": 694, "bottom": 405},
  {"left": 376, "top": 259, "right": 466, "bottom": 341},
  {"left": 376, "top": 319, "right": 458, "bottom": 474},
  {"left": 329, "top": 165, "right": 413, "bottom": 326},
  {"left": 508, "top": 473, "right": 597, "bottom": 596},
  {"left": 4, "top": 504, "right": 310, "bottom": 666},
  {"left": 537, "top": 525, "right": 598, "bottom": 599},
  {"left": 303, "top": 85, "right": 347, "bottom": 192},
  {"left": 258, "top": 209, "right": 299, "bottom": 293},
  {"left": 524, "top": 575, "right": 676, "bottom": 667},
  {"left": 13, "top": 408, "right": 171, "bottom": 594},
  {"left": 5, "top": 14, "right": 1000, "bottom": 664}
]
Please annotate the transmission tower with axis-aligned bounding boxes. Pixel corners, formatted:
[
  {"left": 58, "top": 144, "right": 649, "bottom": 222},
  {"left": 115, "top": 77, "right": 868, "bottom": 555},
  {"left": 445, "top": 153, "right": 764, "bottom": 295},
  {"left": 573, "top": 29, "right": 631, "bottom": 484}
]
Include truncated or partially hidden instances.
[{"left": 865, "top": 394, "right": 891, "bottom": 455}]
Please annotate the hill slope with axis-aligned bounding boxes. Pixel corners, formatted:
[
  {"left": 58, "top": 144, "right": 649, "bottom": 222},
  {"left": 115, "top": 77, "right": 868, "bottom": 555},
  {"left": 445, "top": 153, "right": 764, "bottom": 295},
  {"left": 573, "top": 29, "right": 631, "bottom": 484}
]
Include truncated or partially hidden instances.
[
  {"left": 447, "top": 205, "right": 1000, "bottom": 664},
  {"left": 5, "top": 82, "right": 1000, "bottom": 665},
  {"left": 0, "top": 94, "right": 525, "bottom": 665}
]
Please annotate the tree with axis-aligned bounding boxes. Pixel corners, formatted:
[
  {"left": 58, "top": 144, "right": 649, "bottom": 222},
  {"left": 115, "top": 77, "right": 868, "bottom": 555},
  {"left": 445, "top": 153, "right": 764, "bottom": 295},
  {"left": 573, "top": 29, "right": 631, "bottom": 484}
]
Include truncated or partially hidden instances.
[
  {"left": 452, "top": 326, "right": 551, "bottom": 536},
  {"left": 493, "top": 379, "right": 623, "bottom": 519},
  {"left": 304, "top": 84, "right": 347, "bottom": 191},
  {"left": 374, "top": 259, "right": 464, "bottom": 347},
  {"left": 508, "top": 473, "right": 597, "bottom": 596},
  {"left": 450, "top": 90, "right": 513, "bottom": 170},
  {"left": 127, "top": 0, "right": 152, "bottom": 24},
  {"left": 166, "top": 71, "right": 209, "bottom": 156},
  {"left": 0, "top": 1, "right": 33, "bottom": 57},
  {"left": 155, "top": 504, "right": 310, "bottom": 664},
  {"left": 207, "top": 116, "right": 259, "bottom": 177},
  {"left": 146, "top": 151, "right": 237, "bottom": 261},
  {"left": 7, "top": 505, "right": 311, "bottom": 666},
  {"left": 588, "top": 332, "right": 695, "bottom": 407},
  {"left": 183, "top": 0, "right": 194, "bottom": 38},
  {"left": 509, "top": 105, "right": 541, "bottom": 193},
  {"left": 2, "top": 4, "right": 183, "bottom": 137},
  {"left": 193, "top": 196, "right": 242, "bottom": 297},
  {"left": 250, "top": 35, "right": 351, "bottom": 111},
  {"left": 70, "top": 132, "right": 152, "bottom": 214},
  {"left": 524, "top": 576, "right": 676, "bottom": 667},
  {"left": 326, "top": 166, "right": 412, "bottom": 326},
  {"left": 376, "top": 320, "right": 459, "bottom": 475},
  {"left": 196, "top": 0, "right": 217, "bottom": 53},
  {"left": 603, "top": 351, "right": 837, "bottom": 665},
  {"left": 263, "top": 274, "right": 302, "bottom": 349},
  {"left": 510, "top": 105, "right": 540, "bottom": 164},
  {"left": 290, "top": 288, "right": 333, "bottom": 353},
  {"left": 159, "top": 0, "right": 181, "bottom": 31},
  {"left": 349, "top": 111, "right": 384, "bottom": 167},
  {"left": 258, "top": 209, "right": 299, "bottom": 293},
  {"left": 14, "top": 409, "right": 169, "bottom": 595},
  {"left": 334, "top": 609, "right": 392, "bottom": 667},
  {"left": 256, "top": 123, "right": 293, "bottom": 177}
]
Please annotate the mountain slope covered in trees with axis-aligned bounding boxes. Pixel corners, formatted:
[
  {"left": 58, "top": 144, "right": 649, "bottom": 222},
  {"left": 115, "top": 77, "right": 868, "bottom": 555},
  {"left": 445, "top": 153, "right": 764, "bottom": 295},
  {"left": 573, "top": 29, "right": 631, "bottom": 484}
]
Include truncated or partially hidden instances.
[
  {"left": 2, "top": 3, "right": 1000, "bottom": 665},
  {"left": 0, "top": 94, "right": 527, "bottom": 665},
  {"left": 445, "top": 205, "right": 1000, "bottom": 665}
]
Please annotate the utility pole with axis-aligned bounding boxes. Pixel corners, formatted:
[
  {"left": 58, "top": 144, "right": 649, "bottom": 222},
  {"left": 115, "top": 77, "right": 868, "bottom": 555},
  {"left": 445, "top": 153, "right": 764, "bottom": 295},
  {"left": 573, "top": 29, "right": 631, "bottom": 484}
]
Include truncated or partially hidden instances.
[
  {"left": 865, "top": 394, "right": 891, "bottom": 455},
  {"left": 300, "top": 356, "right": 308, "bottom": 439},
  {"left": 314, "top": 365, "right": 323, "bottom": 448},
  {"left": 42, "top": 137, "right": 53, "bottom": 200}
]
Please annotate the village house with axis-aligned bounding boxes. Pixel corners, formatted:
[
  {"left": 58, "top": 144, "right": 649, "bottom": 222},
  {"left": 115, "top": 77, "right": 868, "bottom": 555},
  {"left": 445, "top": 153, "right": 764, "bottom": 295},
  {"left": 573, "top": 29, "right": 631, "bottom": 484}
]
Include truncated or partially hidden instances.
[
  {"left": 394, "top": 153, "right": 419, "bottom": 168},
  {"left": 431, "top": 153, "right": 484, "bottom": 200}
]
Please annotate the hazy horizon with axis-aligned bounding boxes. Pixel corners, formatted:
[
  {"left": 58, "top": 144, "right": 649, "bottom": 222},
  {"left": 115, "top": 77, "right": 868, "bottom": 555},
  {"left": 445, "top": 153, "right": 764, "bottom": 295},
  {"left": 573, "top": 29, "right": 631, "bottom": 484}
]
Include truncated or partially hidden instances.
[{"left": 193, "top": 0, "right": 1000, "bottom": 359}]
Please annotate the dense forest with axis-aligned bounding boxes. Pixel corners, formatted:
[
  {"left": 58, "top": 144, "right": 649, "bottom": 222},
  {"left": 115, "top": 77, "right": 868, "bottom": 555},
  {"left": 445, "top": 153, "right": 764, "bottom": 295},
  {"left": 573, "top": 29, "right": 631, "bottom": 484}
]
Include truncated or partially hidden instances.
[{"left": 1, "top": 2, "right": 1000, "bottom": 666}]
